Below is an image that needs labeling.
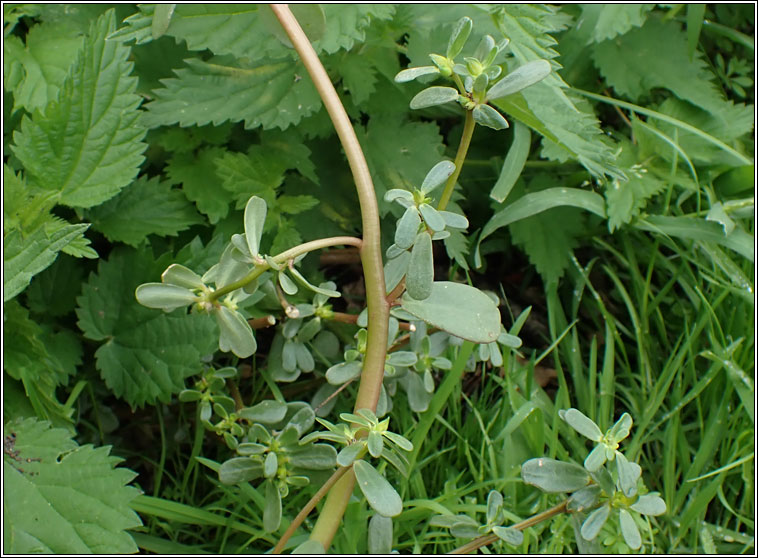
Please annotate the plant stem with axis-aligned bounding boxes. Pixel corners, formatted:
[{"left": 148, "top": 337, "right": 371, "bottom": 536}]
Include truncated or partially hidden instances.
[
  {"left": 270, "top": 4, "right": 390, "bottom": 552},
  {"left": 272, "top": 466, "right": 351, "bottom": 554},
  {"left": 448, "top": 499, "right": 570, "bottom": 554},
  {"left": 209, "top": 236, "right": 362, "bottom": 301},
  {"left": 437, "top": 109, "right": 476, "bottom": 211}
]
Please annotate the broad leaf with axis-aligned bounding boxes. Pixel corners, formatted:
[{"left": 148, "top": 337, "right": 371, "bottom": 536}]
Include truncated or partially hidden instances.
[
  {"left": 12, "top": 10, "right": 146, "bottom": 208},
  {"left": 76, "top": 248, "right": 217, "bottom": 407},
  {"left": 141, "top": 55, "right": 321, "bottom": 132},
  {"left": 3, "top": 417, "right": 141, "bottom": 553},
  {"left": 87, "top": 176, "right": 202, "bottom": 246},
  {"left": 401, "top": 281, "right": 501, "bottom": 343},
  {"left": 353, "top": 459, "right": 403, "bottom": 517},
  {"left": 166, "top": 147, "right": 233, "bottom": 224}
]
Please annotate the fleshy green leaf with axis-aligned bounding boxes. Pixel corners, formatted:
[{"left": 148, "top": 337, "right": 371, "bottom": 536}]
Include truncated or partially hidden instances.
[
  {"left": 581, "top": 503, "right": 610, "bottom": 541},
  {"left": 418, "top": 204, "right": 446, "bottom": 233},
  {"left": 11, "top": 10, "right": 146, "bottom": 208},
  {"left": 353, "top": 459, "right": 403, "bottom": 517},
  {"left": 219, "top": 457, "right": 262, "bottom": 484},
  {"left": 87, "top": 176, "right": 202, "bottom": 246},
  {"left": 420, "top": 160, "right": 456, "bottom": 195},
  {"left": 619, "top": 509, "right": 642, "bottom": 550},
  {"left": 401, "top": 281, "right": 501, "bottom": 344},
  {"left": 239, "top": 400, "right": 288, "bottom": 425},
  {"left": 405, "top": 232, "right": 434, "bottom": 301},
  {"left": 216, "top": 306, "right": 257, "bottom": 358},
  {"left": 161, "top": 264, "right": 205, "bottom": 290},
  {"left": 630, "top": 494, "right": 667, "bottom": 516},
  {"left": 447, "top": 16, "right": 473, "bottom": 59},
  {"left": 584, "top": 444, "right": 607, "bottom": 472},
  {"left": 473, "top": 103, "right": 510, "bottom": 130},
  {"left": 135, "top": 283, "right": 198, "bottom": 311},
  {"left": 492, "top": 526, "right": 524, "bottom": 546},
  {"left": 409, "top": 86, "right": 460, "bottom": 110},
  {"left": 395, "top": 66, "right": 440, "bottom": 83},
  {"left": 325, "top": 361, "right": 363, "bottom": 385},
  {"left": 486, "top": 60, "right": 552, "bottom": 101},
  {"left": 609, "top": 412, "right": 633, "bottom": 442},
  {"left": 395, "top": 207, "right": 422, "bottom": 250},
  {"left": 616, "top": 452, "right": 641, "bottom": 497},
  {"left": 560, "top": 408, "right": 603, "bottom": 441},
  {"left": 263, "top": 480, "right": 282, "bottom": 533},
  {"left": 521, "top": 457, "right": 591, "bottom": 493},
  {"left": 292, "top": 540, "right": 325, "bottom": 554},
  {"left": 368, "top": 513, "right": 394, "bottom": 554},
  {"left": 141, "top": 56, "right": 321, "bottom": 132},
  {"left": 244, "top": 196, "right": 267, "bottom": 258},
  {"left": 3, "top": 417, "right": 141, "bottom": 553},
  {"left": 337, "top": 442, "right": 366, "bottom": 468}
]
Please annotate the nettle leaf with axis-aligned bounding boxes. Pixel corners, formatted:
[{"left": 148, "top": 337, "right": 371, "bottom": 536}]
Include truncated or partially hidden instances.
[
  {"left": 3, "top": 417, "right": 141, "bottom": 553},
  {"left": 4, "top": 222, "right": 90, "bottom": 303},
  {"left": 76, "top": 248, "right": 216, "bottom": 407},
  {"left": 491, "top": 5, "right": 622, "bottom": 180},
  {"left": 2, "top": 20, "right": 84, "bottom": 114},
  {"left": 579, "top": 4, "right": 655, "bottom": 43},
  {"left": 166, "top": 147, "right": 233, "bottom": 224},
  {"left": 87, "top": 175, "right": 202, "bottom": 246},
  {"left": 510, "top": 205, "right": 586, "bottom": 287},
  {"left": 339, "top": 50, "right": 379, "bottom": 105},
  {"left": 141, "top": 55, "right": 321, "bottom": 132},
  {"left": 26, "top": 254, "right": 84, "bottom": 317},
  {"left": 358, "top": 117, "right": 445, "bottom": 214},
  {"left": 401, "top": 281, "right": 501, "bottom": 343},
  {"left": 315, "top": 5, "right": 396, "bottom": 54},
  {"left": 11, "top": 10, "right": 146, "bottom": 209},
  {"left": 592, "top": 17, "right": 750, "bottom": 119}
]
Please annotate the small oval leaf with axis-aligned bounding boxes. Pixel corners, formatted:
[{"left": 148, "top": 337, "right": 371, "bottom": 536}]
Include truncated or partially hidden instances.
[
  {"left": 409, "top": 86, "right": 460, "bottom": 110},
  {"left": 405, "top": 232, "right": 434, "bottom": 301},
  {"left": 447, "top": 16, "right": 473, "bottom": 58},
  {"left": 395, "top": 66, "right": 440, "bottom": 83},
  {"left": 619, "top": 508, "right": 642, "bottom": 550},
  {"left": 216, "top": 306, "right": 257, "bottom": 358},
  {"left": 353, "top": 459, "right": 403, "bottom": 517},
  {"left": 560, "top": 408, "right": 603, "bottom": 442},
  {"left": 492, "top": 526, "right": 523, "bottom": 547},
  {"left": 580, "top": 503, "right": 610, "bottom": 542},
  {"left": 420, "top": 160, "right": 456, "bottom": 194},
  {"left": 395, "top": 207, "right": 421, "bottom": 250},
  {"left": 263, "top": 480, "right": 282, "bottom": 533},
  {"left": 521, "top": 457, "right": 590, "bottom": 493},
  {"left": 368, "top": 513, "right": 394, "bottom": 554},
  {"left": 418, "top": 203, "right": 446, "bottom": 232},
  {"left": 239, "top": 400, "right": 288, "bottom": 424},
  {"left": 486, "top": 60, "right": 552, "bottom": 101},
  {"left": 135, "top": 283, "right": 197, "bottom": 311},
  {"left": 244, "top": 196, "right": 267, "bottom": 257},
  {"left": 161, "top": 264, "right": 205, "bottom": 289},
  {"left": 472, "top": 103, "right": 509, "bottom": 130}
]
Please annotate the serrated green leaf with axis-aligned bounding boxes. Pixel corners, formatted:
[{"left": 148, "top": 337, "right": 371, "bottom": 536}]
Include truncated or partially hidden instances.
[
  {"left": 166, "top": 147, "right": 233, "bottom": 224},
  {"left": 521, "top": 457, "right": 591, "bottom": 493},
  {"left": 490, "top": 5, "right": 623, "bottom": 179},
  {"left": 2, "top": 20, "right": 84, "bottom": 114},
  {"left": 353, "top": 459, "right": 403, "bottom": 517},
  {"left": 25, "top": 254, "right": 84, "bottom": 317},
  {"left": 579, "top": 4, "right": 654, "bottom": 43},
  {"left": 339, "top": 50, "right": 379, "bottom": 105},
  {"left": 141, "top": 55, "right": 321, "bottom": 132},
  {"left": 4, "top": 223, "right": 90, "bottom": 302},
  {"left": 87, "top": 175, "right": 202, "bottom": 246},
  {"left": 406, "top": 232, "right": 434, "bottom": 301},
  {"left": 151, "top": 3, "right": 176, "bottom": 39},
  {"left": 3, "top": 417, "right": 141, "bottom": 553},
  {"left": 76, "top": 248, "right": 216, "bottom": 406},
  {"left": 401, "top": 281, "right": 501, "bottom": 343},
  {"left": 11, "top": 10, "right": 146, "bottom": 208},
  {"left": 592, "top": 18, "right": 749, "bottom": 118},
  {"left": 315, "top": 5, "right": 395, "bottom": 54}
]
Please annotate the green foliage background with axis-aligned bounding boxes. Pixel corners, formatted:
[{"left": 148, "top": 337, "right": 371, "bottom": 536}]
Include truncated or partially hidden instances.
[{"left": 3, "top": 4, "right": 754, "bottom": 554}]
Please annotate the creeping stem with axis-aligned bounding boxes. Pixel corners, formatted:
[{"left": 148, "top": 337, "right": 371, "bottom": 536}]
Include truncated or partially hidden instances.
[
  {"left": 270, "top": 4, "right": 390, "bottom": 552},
  {"left": 208, "top": 236, "right": 362, "bottom": 302}
]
